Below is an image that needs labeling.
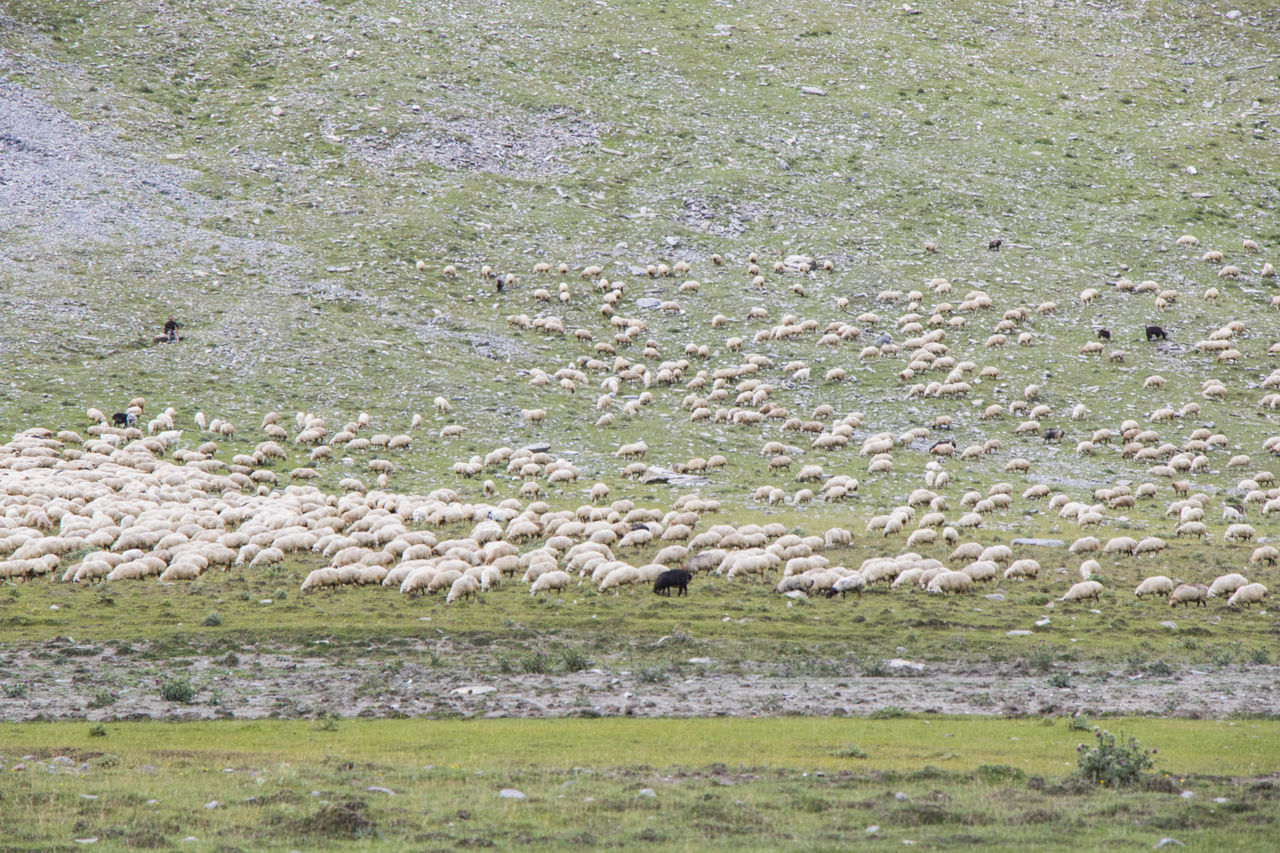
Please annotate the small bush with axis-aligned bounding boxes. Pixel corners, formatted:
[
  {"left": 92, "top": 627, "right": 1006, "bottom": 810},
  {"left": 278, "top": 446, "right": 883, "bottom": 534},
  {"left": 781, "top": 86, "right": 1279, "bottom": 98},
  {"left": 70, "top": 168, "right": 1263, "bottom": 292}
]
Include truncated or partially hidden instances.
[
  {"left": 88, "top": 724, "right": 107, "bottom": 738},
  {"left": 1145, "top": 660, "right": 1174, "bottom": 677},
  {"left": 87, "top": 689, "right": 117, "bottom": 709},
  {"left": 560, "top": 646, "right": 591, "bottom": 673},
  {"left": 1076, "top": 729, "right": 1157, "bottom": 788},
  {"left": 2, "top": 682, "right": 29, "bottom": 699},
  {"left": 1047, "top": 673, "right": 1072, "bottom": 689},
  {"left": 868, "top": 706, "right": 911, "bottom": 719},
  {"left": 1249, "top": 647, "right": 1272, "bottom": 665},
  {"left": 1068, "top": 716, "right": 1091, "bottom": 731},
  {"left": 1027, "top": 643, "right": 1055, "bottom": 673},
  {"left": 201, "top": 611, "right": 222, "bottom": 627},
  {"left": 861, "top": 658, "right": 890, "bottom": 677},
  {"left": 831, "top": 744, "right": 867, "bottom": 759},
  {"left": 634, "top": 665, "right": 668, "bottom": 684},
  {"left": 519, "top": 652, "right": 548, "bottom": 674},
  {"left": 158, "top": 676, "right": 196, "bottom": 704}
]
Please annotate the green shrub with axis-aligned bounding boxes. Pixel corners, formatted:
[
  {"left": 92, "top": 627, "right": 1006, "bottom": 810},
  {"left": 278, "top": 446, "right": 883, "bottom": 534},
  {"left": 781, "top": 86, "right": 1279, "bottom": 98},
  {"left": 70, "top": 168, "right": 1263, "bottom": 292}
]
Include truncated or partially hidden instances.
[
  {"left": 87, "top": 689, "right": 117, "bottom": 709},
  {"left": 560, "top": 646, "right": 591, "bottom": 673},
  {"left": 1076, "top": 729, "right": 1157, "bottom": 788},
  {"left": 158, "top": 675, "right": 196, "bottom": 704},
  {"left": 201, "top": 611, "right": 222, "bottom": 627}
]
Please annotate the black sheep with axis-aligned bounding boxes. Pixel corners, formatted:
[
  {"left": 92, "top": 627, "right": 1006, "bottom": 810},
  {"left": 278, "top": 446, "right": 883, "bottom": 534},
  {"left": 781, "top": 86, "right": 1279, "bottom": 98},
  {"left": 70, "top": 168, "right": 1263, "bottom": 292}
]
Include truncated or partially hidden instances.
[
  {"left": 1096, "top": 328, "right": 1111, "bottom": 342},
  {"left": 1043, "top": 427, "right": 1064, "bottom": 443},
  {"left": 653, "top": 569, "right": 692, "bottom": 597},
  {"left": 988, "top": 237, "right": 1002, "bottom": 251},
  {"left": 1145, "top": 325, "right": 1168, "bottom": 341},
  {"left": 111, "top": 412, "right": 132, "bottom": 427}
]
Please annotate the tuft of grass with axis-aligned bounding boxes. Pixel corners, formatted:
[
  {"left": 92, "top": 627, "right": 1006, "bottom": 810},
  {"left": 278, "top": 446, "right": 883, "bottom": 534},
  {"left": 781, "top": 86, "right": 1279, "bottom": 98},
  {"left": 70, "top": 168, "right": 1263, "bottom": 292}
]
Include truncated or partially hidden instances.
[{"left": 559, "top": 645, "right": 591, "bottom": 673}]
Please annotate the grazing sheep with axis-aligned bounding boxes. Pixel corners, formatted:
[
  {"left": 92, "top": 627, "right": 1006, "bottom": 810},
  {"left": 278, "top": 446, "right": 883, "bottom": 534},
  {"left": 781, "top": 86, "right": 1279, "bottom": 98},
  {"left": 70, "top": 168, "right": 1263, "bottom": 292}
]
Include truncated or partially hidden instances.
[
  {"left": 1061, "top": 580, "right": 1103, "bottom": 603},
  {"left": 530, "top": 570, "right": 573, "bottom": 596},
  {"left": 1224, "top": 523, "right": 1257, "bottom": 542},
  {"left": 1145, "top": 325, "right": 1168, "bottom": 341},
  {"left": 1208, "top": 573, "right": 1249, "bottom": 598},
  {"left": 1134, "top": 576, "right": 1174, "bottom": 599},
  {"left": 1227, "top": 583, "right": 1267, "bottom": 608},
  {"left": 1170, "top": 583, "right": 1210, "bottom": 608},
  {"left": 926, "top": 570, "right": 972, "bottom": 594}
]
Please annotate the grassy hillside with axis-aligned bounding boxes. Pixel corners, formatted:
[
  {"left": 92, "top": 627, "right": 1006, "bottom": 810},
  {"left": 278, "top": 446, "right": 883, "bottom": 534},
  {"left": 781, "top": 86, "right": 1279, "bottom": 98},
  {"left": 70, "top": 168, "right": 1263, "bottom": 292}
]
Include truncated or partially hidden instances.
[{"left": 0, "top": 2, "right": 1278, "bottom": 659}]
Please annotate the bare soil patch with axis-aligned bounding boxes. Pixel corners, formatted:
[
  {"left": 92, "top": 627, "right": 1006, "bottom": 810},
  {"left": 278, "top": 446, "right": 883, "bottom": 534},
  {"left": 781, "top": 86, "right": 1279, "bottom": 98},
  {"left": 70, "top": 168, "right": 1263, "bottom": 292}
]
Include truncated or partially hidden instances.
[{"left": 3, "top": 643, "right": 1275, "bottom": 722}]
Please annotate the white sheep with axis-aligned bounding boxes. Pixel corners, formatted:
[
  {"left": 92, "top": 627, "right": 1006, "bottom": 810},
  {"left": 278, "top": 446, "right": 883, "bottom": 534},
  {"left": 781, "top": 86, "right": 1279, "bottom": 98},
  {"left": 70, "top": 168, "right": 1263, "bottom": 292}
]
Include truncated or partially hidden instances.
[
  {"left": 1227, "top": 583, "right": 1267, "bottom": 608},
  {"left": 1208, "top": 573, "right": 1249, "bottom": 598},
  {"left": 1060, "top": 580, "right": 1103, "bottom": 603},
  {"left": 1134, "top": 576, "right": 1174, "bottom": 599}
]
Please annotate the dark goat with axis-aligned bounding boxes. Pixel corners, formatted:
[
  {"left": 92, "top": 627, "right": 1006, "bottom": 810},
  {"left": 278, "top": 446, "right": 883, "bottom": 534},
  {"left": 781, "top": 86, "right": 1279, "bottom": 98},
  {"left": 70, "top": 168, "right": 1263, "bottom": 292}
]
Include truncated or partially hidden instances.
[
  {"left": 1096, "top": 328, "right": 1111, "bottom": 342},
  {"left": 1145, "top": 325, "right": 1168, "bottom": 341},
  {"left": 988, "top": 237, "right": 1002, "bottom": 251}
]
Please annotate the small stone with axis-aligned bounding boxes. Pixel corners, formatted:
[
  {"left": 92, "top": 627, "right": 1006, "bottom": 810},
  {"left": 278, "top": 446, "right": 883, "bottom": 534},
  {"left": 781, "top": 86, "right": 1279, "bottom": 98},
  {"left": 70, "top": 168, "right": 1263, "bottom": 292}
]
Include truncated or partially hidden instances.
[
  {"left": 499, "top": 788, "right": 527, "bottom": 800},
  {"left": 895, "top": 791, "right": 908, "bottom": 801},
  {"left": 451, "top": 686, "right": 496, "bottom": 697},
  {"left": 1225, "top": 10, "right": 1241, "bottom": 19},
  {"left": 885, "top": 659, "right": 926, "bottom": 674},
  {"left": 1155, "top": 839, "right": 1185, "bottom": 848},
  {"left": 866, "top": 825, "right": 880, "bottom": 835},
  {"left": 800, "top": 86, "right": 827, "bottom": 96},
  {"left": 74, "top": 838, "right": 98, "bottom": 845},
  {"left": 366, "top": 786, "right": 395, "bottom": 795},
  {"left": 638, "top": 788, "right": 657, "bottom": 798},
  {"left": 204, "top": 800, "right": 221, "bottom": 809},
  {"left": 1180, "top": 790, "right": 1195, "bottom": 799},
  {"left": 1160, "top": 621, "right": 1178, "bottom": 630},
  {"left": 1006, "top": 630, "right": 1034, "bottom": 636},
  {"left": 984, "top": 593, "right": 1005, "bottom": 601}
]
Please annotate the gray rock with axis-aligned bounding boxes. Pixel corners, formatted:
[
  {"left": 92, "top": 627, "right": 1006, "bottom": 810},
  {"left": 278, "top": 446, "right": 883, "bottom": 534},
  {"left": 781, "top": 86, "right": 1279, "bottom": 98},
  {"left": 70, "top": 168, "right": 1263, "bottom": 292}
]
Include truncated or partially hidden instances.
[
  {"left": 639, "top": 467, "right": 710, "bottom": 487},
  {"left": 1011, "top": 538, "right": 1066, "bottom": 548},
  {"left": 635, "top": 297, "right": 662, "bottom": 310},
  {"left": 499, "top": 788, "right": 527, "bottom": 800}
]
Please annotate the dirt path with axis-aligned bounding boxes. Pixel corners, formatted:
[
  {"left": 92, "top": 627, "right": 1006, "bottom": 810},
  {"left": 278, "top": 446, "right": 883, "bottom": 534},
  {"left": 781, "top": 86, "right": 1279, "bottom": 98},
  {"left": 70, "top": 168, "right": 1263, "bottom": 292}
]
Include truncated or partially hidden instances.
[{"left": 2, "top": 644, "right": 1275, "bottom": 721}]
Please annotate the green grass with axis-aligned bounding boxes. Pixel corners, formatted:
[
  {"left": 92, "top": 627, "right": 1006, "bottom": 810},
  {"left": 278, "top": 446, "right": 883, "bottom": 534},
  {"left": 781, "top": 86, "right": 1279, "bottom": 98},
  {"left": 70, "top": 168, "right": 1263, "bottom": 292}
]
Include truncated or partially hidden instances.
[
  {"left": 2, "top": 1, "right": 1280, "bottom": 844},
  {"left": 1, "top": 716, "right": 1277, "bottom": 851}
]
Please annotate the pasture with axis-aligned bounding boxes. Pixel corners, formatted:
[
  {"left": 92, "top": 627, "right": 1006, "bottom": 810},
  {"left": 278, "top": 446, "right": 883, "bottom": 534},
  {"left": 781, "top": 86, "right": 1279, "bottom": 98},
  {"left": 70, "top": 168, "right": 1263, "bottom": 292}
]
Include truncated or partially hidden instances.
[{"left": 1, "top": 0, "right": 1279, "bottom": 847}]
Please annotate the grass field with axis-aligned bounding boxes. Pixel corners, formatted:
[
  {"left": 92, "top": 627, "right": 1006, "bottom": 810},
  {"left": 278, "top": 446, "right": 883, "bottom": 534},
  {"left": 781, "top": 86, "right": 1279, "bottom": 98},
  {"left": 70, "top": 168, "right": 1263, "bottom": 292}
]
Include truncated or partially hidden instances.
[
  {"left": 3, "top": 716, "right": 1279, "bottom": 851},
  {"left": 2, "top": 0, "right": 1280, "bottom": 847}
]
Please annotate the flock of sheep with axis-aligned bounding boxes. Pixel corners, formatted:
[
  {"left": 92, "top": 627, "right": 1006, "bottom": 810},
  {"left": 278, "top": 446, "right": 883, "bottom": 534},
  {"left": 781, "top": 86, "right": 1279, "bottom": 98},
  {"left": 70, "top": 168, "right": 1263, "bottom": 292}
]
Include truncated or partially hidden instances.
[{"left": 0, "top": 234, "right": 1274, "bottom": 626}]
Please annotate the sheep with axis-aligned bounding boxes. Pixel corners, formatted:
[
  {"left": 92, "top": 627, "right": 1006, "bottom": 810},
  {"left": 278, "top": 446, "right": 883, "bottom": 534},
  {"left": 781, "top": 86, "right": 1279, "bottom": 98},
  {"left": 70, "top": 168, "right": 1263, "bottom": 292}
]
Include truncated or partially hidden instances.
[
  {"left": 1060, "top": 580, "right": 1103, "bottom": 603},
  {"left": 1227, "top": 583, "right": 1267, "bottom": 608},
  {"left": 446, "top": 574, "right": 480, "bottom": 603},
  {"left": 1208, "top": 573, "right": 1249, "bottom": 598},
  {"left": 1134, "top": 576, "right": 1174, "bottom": 599},
  {"left": 926, "top": 570, "right": 972, "bottom": 594},
  {"left": 530, "top": 570, "right": 573, "bottom": 596},
  {"left": 1224, "top": 523, "right": 1257, "bottom": 542},
  {"left": 1250, "top": 545, "right": 1279, "bottom": 566},
  {"left": 1169, "top": 583, "right": 1210, "bottom": 608},
  {"left": 1004, "top": 559, "right": 1040, "bottom": 580}
]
